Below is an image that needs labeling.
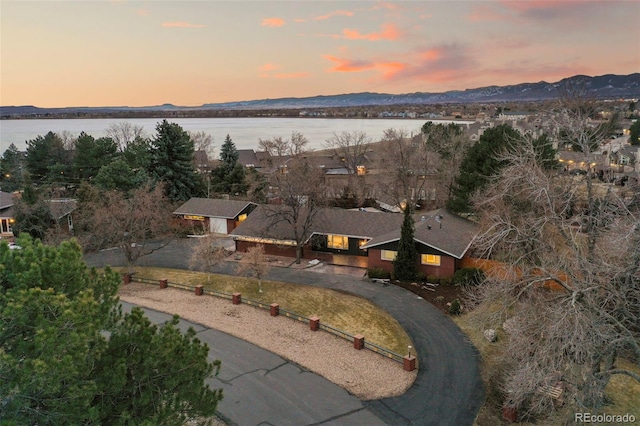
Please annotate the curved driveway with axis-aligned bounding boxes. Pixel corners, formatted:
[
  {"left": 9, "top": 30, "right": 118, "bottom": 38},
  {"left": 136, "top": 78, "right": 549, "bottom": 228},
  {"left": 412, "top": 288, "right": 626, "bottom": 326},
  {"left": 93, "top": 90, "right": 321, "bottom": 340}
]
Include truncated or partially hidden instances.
[{"left": 86, "top": 239, "right": 484, "bottom": 425}]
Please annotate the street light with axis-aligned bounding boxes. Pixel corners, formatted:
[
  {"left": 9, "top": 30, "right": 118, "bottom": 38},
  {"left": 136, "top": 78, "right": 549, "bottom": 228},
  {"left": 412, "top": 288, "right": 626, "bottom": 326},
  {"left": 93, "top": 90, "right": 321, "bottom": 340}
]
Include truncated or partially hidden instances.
[{"left": 408, "top": 345, "right": 412, "bottom": 357}]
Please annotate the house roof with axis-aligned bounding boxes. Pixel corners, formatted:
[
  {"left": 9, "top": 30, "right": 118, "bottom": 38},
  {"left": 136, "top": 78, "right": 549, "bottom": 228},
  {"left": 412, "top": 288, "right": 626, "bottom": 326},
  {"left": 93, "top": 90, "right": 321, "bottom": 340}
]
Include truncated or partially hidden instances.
[
  {"left": 173, "top": 198, "right": 257, "bottom": 219},
  {"left": 0, "top": 191, "right": 14, "bottom": 210},
  {"left": 237, "top": 149, "right": 260, "bottom": 167},
  {"left": 230, "top": 205, "right": 404, "bottom": 242},
  {"left": 361, "top": 209, "right": 477, "bottom": 259},
  {"left": 48, "top": 199, "right": 77, "bottom": 220}
]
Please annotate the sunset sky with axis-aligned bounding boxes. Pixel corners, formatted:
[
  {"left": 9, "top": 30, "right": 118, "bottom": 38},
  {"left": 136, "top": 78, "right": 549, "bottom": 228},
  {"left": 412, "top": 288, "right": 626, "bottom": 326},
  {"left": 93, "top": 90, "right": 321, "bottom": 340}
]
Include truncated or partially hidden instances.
[{"left": 1, "top": 0, "right": 639, "bottom": 108}]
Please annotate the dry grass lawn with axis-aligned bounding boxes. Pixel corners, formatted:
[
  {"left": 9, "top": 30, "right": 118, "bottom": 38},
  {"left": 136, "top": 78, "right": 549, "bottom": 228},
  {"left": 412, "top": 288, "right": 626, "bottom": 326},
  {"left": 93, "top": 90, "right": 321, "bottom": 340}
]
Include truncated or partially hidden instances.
[{"left": 117, "top": 266, "right": 413, "bottom": 356}]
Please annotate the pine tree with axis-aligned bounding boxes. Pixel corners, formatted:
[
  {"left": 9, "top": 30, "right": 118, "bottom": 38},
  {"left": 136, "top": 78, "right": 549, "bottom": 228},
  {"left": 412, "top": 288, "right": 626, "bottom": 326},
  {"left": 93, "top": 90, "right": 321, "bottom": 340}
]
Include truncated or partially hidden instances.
[
  {"left": 210, "top": 134, "right": 247, "bottom": 195},
  {"left": 0, "top": 236, "right": 223, "bottom": 424},
  {"left": 393, "top": 206, "right": 418, "bottom": 281},
  {"left": 220, "top": 134, "right": 239, "bottom": 169},
  {"left": 148, "top": 120, "right": 203, "bottom": 202}
]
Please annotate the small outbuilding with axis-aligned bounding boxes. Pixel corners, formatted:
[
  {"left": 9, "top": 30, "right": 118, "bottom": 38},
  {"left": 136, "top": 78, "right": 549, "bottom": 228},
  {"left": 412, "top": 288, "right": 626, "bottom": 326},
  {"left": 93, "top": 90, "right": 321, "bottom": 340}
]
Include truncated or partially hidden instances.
[{"left": 173, "top": 198, "right": 257, "bottom": 234}]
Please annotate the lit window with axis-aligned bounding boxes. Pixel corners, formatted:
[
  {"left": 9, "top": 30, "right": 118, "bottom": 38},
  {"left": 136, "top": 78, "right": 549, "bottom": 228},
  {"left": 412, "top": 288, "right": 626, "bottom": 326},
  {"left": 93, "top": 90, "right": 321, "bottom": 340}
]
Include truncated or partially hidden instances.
[
  {"left": 327, "top": 235, "right": 349, "bottom": 249},
  {"left": 421, "top": 254, "right": 441, "bottom": 266},
  {"left": 237, "top": 213, "right": 248, "bottom": 222},
  {"left": 356, "top": 165, "right": 366, "bottom": 176},
  {"left": 359, "top": 239, "right": 368, "bottom": 249},
  {"left": 381, "top": 250, "right": 397, "bottom": 261}
]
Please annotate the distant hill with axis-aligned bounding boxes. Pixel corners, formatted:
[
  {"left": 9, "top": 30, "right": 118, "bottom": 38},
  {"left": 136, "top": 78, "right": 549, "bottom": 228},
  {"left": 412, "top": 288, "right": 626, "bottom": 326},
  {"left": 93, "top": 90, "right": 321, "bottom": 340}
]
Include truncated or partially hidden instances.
[{"left": 2, "top": 73, "right": 639, "bottom": 117}]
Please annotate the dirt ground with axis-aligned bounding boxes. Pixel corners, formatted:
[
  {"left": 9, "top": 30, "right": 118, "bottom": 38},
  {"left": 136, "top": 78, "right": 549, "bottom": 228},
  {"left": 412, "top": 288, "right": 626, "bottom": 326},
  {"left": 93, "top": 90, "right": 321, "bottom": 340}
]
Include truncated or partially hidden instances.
[{"left": 393, "top": 280, "right": 465, "bottom": 315}]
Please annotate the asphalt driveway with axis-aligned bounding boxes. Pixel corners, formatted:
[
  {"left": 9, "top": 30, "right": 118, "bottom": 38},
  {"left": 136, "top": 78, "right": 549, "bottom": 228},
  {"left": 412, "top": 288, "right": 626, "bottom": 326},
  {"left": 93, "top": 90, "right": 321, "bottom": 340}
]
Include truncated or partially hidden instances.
[{"left": 86, "top": 239, "right": 484, "bottom": 425}]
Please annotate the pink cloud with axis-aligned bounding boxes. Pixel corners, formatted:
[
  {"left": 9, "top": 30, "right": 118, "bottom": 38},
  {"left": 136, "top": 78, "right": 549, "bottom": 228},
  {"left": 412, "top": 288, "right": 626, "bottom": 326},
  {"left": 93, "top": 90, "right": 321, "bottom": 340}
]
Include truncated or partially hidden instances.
[
  {"left": 258, "top": 63, "right": 279, "bottom": 72},
  {"left": 314, "top": 10, "right": 354, "bottom": 20},
  {"left": 342, "top": 23, "right": 400, "bottom": 41},
  {"left": 162, "top": 22, "right": 205, "bottom": 28},
  {"left": 262, "top": 17, "right": 285, "bottom": 27}
]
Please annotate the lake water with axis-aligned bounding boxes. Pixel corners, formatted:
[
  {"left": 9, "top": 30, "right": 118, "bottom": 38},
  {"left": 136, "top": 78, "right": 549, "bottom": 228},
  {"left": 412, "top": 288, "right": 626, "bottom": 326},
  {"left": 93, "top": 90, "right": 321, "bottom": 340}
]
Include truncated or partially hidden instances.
[{"left": 0, "top": 117, "right": 472, "bottom": 155}]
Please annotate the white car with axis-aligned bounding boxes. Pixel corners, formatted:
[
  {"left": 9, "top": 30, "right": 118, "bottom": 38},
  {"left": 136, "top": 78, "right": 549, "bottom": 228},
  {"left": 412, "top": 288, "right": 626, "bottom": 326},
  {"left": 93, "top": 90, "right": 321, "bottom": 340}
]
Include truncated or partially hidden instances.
[{"left": 8, "top": 242, "right": 21, "bottom": 250}]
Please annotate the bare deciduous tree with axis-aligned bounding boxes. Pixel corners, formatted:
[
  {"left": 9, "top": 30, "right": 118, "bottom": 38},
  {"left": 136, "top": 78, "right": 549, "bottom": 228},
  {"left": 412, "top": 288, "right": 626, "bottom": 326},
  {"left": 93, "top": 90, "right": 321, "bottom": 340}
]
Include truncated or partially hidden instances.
[
  {"left": 188, "top": 131, "right": 215, "bottom": 157},
  {"left": 324, "top": 130, "right": 371, "bottom": 175},
  {"left": 375, "top": 128, "right": 440, "bottom": 210},
  {"left": 469, "top": 130, "right": 639, "bottom": 420},
  {"left": 235, "top": 244, "right": 271, "bottom": 293},
  {"left": 258, "top": 131, "right": 309, "bottom": 157},
  {"left": 188, "top": 233, "right": 228, "bottom": 283},
  {"left": 88, "top": 184, "right": 176, "bottom": 273},
  {"left": 264, "top": 157, "right": 327, "bottom": 264},
  {"left": 106, "top": 122, "right": 145, "bottom": 152}
]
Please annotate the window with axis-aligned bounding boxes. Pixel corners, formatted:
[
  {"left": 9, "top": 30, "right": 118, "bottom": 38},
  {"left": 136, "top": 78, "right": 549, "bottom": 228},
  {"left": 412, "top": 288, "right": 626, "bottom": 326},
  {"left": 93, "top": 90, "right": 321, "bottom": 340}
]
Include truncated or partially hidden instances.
[
  {"left": 421, "top": 254, "right": 441, "bottom": 266},
  {"left": 327, "top": 235, "right": 348, "bottom": 250},
  {"left": 237, "top": 213, "right": 248, "bottom": 223},
  {"left": 381, "top": 250, "right": 397, "bottom": 261}
]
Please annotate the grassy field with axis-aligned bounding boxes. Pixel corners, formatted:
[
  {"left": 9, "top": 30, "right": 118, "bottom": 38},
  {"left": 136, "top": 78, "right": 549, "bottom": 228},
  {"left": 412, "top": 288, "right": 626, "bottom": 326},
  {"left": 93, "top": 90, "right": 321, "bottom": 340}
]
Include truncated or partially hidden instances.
[
  {"left": 454, "top": 307, "right": 640, "bottom": 425},
  {"left": 116, "top": 266, "right": 413, "bottom": 356}
]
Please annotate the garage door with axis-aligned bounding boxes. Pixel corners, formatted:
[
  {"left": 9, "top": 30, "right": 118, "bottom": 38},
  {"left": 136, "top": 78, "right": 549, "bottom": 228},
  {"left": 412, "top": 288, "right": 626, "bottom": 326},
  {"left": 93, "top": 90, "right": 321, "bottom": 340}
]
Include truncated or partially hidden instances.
[{"left": 209, "top": 217, "right": 228, "bottom": 234}]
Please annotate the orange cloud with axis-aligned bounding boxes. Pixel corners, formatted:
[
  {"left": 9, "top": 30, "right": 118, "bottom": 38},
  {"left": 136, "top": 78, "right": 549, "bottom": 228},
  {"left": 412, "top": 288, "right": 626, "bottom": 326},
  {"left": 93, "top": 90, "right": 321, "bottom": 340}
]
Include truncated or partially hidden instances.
[
  {"left": 342, "top": 23, "right": 400, "bottom": 41},
  {"left": 323, "top": 55, "right": 405, "bottom": 78},
  {"left": 314, "top": 10, "right": 354, "bottom": 20},
  {"left": 258, "top": 63, "right": 279, "bottom": 72},
  {"left": 262, "top": 17, "right": 285, "bottom": 27},
  {"left": 137, "top": 9, "right": 149, "bottom": 17},
  {"left": 162, "top": 22, "right": 205, "bottom": 28}
]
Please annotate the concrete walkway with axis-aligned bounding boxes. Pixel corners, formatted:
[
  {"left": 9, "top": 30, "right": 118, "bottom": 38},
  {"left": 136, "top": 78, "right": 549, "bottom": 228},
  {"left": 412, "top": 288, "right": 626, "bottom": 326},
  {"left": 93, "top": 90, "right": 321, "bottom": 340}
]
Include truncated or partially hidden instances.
[{"left": 85, "top": 239, "right": 484, "bottom": 425}]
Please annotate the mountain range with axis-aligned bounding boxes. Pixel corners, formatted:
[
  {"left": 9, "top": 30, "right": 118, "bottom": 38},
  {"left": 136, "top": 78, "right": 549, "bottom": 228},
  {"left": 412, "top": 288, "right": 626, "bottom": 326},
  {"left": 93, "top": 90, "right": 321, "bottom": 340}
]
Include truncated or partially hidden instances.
[{"left": 2, "top": 73, "right": 639, "bottom": 117}]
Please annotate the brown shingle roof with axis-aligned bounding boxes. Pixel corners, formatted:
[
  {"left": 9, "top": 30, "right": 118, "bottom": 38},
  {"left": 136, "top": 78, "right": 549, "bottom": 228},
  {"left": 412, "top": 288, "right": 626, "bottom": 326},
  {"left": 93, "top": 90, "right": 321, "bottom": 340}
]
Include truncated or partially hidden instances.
[
  {"left": 48, "top": 199, "right": 77, "bottom": 220},
  {"left": 361, "top": 209, "right": 477, "bottom": 259},
  {"left": 173, "top": 198, "right": 257, "bottom": 219},
  {"left": 0, "top": 191, "right": 14, "bottom": 210},
  {"left": 230, "top": 205, "right": 404, "bottom": 242}
]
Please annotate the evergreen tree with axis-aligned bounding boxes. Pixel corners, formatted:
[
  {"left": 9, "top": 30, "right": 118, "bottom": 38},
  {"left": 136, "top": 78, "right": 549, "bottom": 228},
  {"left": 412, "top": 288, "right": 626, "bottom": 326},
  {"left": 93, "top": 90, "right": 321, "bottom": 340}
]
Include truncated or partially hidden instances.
[
  {"left": 94, "top": 158, "right": 148, "bottom": 193},
  {"left": 74, "top": 132, "right": 117, "bottom": 181},
  {"left": 0, "top": 237, "right": 223, "bottom": 425},
  {"left": 629, "top": 120, "right": 640, "bottom": 146},
  {"left": 210, "top": 134, "right": 247, "bottom": 195},
  {"left": 220, "top": 134, "right": 239, "bottom": 169},
  {"left": 0, "top": 143, "right": 25, "bottom": 192},
  {"left": 148, "top": 120, "right": 203, "bottom": 202},
  {"left": 25, "top": 131, "right": 68, "bottom": 183},
  {"left": 393, "top": 206, "right": 418, "bottom": 281}
]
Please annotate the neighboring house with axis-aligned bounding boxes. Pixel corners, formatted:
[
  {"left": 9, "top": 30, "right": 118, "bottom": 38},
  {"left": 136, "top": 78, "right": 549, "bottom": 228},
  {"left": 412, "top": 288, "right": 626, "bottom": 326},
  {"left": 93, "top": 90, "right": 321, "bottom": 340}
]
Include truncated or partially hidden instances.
[
  {"left": 362, "top": 209, "right": 477, "bottom": 278},
  {"left": 173, "top": 198, "right": 257, "bottom": 234},
  {"left": 0, "top": 191, "right": 15, "bottom": 239},
  {"left": 48, "top": 199, "right": 77, "bottom": 234},
  {"left": 231, "top": 205, "right": 477, "bottom": 277}
]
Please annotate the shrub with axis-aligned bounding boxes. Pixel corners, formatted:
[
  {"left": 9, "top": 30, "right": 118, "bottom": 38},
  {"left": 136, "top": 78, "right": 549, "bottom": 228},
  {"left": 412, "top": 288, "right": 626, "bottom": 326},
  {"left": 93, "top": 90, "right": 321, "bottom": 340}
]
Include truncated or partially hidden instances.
[
  {"left": 426, "top": 275, "right": 440, "bottom": 284},
  {"left": 449, "top": 298, "right": 461, "bottom": 315},
  {"left": 440, "top": 276, "right": 453, "bottom": 286},
  {"left": 453, "top": 268, "right": 485, "bottom": 286},
  {"left": 368, "top": 267, "right": 391, "bottom": 279},
  {"left": 416, "top": 272, "right": 427, "bottom": 282}
]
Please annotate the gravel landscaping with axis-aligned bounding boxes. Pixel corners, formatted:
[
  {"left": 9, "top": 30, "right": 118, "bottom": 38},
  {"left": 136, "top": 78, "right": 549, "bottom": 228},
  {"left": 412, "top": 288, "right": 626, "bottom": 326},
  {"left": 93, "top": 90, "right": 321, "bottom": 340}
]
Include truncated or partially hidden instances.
[{"left": 119, "top": 282, "right": 417, "bottom": 400}]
